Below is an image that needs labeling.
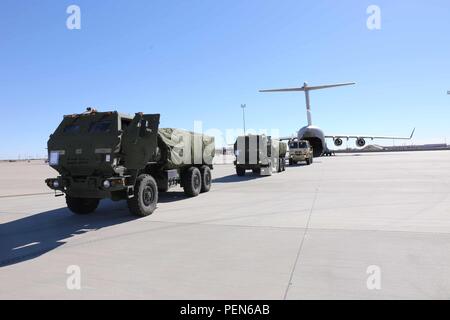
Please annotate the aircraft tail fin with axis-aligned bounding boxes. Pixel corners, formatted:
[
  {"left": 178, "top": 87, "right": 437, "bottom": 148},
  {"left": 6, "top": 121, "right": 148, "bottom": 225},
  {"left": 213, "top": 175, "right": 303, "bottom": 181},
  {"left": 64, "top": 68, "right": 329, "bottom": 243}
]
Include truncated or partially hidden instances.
[{"left": 260, "top": 82, "right": 356, "bottom": 126}]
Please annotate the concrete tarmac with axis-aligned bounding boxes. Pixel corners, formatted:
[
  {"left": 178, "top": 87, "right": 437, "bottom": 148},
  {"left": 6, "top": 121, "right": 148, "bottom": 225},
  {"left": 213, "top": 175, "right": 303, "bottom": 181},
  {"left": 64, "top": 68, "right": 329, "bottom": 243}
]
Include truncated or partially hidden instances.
[{"left": 0, "top": 151, "right": 449, "bottom": 299}]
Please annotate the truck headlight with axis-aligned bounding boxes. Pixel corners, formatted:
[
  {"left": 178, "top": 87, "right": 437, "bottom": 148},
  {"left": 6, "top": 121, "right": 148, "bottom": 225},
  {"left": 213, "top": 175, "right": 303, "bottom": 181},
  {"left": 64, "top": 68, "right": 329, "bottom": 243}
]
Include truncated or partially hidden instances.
[{"left": 102, "top": 180, "right": 111, "bottom": 189}]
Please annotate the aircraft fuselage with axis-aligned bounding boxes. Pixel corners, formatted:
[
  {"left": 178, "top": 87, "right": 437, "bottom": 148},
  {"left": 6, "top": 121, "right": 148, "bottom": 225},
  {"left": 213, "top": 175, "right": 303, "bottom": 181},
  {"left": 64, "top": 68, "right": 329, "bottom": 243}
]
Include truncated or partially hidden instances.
[{"left": 298, "top": 125, "right": 328, "bottom": 157}]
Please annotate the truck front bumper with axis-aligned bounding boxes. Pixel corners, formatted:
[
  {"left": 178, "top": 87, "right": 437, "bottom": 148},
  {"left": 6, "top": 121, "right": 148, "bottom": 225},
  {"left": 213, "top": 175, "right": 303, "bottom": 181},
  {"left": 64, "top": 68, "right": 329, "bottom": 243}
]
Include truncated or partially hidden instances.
[
  {"left": 290, "top": 154, "right": 308, "bottom": 162},
  {"left": 46, "top": 176, "right": 130, "bottom": 199}
]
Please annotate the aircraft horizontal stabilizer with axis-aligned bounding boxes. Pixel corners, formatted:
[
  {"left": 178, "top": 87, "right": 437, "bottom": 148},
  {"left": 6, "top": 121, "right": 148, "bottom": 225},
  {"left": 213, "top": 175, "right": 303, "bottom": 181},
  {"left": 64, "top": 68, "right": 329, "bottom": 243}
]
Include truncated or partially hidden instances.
[{"left": 259, "top": 82, "right": 355, "bottom": 93}]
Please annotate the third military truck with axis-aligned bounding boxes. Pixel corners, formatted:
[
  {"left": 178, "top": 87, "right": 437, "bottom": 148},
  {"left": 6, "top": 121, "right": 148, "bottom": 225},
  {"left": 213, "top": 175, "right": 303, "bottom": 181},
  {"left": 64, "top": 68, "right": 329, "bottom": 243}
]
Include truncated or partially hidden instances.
[
  {"left": 288, "top": 139, "right": 313, "bottom": 165},
  {"left": 46, "top": 109, "right": 215, "bottom": 217},
  {"left": 234, "top": 134, "right": 287, "bottom": 176}
]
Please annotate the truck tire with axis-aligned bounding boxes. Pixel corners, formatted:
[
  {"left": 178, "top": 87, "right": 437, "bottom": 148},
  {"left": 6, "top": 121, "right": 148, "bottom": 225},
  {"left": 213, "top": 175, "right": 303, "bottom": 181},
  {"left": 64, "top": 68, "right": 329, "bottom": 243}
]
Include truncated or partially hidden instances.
[
  {"left": 66, "top": 196, "right": 99, "bottom": 215},
  {"left": 281, "top": 158, "right": 286, "bottom": 171},
  {"left": 277, "top": 159, "right": 282, "bottom": 173},
  {"left": 183, "top": 167, "right": 202, "bottom": 197},
  {"left": 127, "top": 174, "right": 158, "bottom": 217},
  {"left": 310, "top": 157, "right": 314, "bottom": 164},
  {"left": 289, "top": 158, "right": 293, "bottom": 166},
  {"left": 306, "top": 158, "right": 311, "bottom": 165},
  {"left": 200, "top": 166, "right": 212, "bottom": 193},
  {"left": 236, "top": 167, "right": 246, "bottom": 176}
]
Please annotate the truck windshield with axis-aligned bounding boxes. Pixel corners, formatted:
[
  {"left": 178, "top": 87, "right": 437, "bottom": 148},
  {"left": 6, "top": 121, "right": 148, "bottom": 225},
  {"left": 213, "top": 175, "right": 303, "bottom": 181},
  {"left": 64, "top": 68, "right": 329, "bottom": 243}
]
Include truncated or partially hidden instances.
[
  {"left": 63, "top": 125, "right": 81, "bottom": 134},
  {"left": 89, "top": 121, "right": 112, "bottom": 133},
  {"left": 290, "top": 142, "right": 308, "bottom": 149}
]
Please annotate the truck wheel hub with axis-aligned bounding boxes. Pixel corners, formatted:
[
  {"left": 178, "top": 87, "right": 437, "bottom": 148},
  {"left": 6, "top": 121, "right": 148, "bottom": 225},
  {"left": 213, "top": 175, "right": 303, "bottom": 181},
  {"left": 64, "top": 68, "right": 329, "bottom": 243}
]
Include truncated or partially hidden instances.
[
  {"left": 143, "top": 186, "right": 154, "bottom": 206},
  {"left": 194, "top": 175, "right": 200, "bottom": 189}
]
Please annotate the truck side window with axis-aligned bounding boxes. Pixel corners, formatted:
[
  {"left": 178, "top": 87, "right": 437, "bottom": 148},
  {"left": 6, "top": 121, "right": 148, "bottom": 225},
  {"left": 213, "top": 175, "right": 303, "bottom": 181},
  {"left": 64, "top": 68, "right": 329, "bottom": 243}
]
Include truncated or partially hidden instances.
[{"left": 121, "top": 119, "right": 131, "bottom": 130}]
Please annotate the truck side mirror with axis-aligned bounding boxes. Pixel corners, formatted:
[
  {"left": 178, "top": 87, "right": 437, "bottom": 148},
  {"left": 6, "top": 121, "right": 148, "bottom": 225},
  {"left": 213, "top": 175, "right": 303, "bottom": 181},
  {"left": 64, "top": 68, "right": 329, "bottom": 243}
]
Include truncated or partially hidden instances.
[{"left": 138, "top": 120, "right": 148, "bottom": 137}]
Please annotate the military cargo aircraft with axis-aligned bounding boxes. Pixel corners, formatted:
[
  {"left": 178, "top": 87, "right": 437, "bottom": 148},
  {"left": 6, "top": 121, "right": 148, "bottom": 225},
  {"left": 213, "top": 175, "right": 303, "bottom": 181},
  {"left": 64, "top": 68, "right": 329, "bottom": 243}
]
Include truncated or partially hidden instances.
[{"left": 260, "top": 82, "right": 415, "bottom": 157}]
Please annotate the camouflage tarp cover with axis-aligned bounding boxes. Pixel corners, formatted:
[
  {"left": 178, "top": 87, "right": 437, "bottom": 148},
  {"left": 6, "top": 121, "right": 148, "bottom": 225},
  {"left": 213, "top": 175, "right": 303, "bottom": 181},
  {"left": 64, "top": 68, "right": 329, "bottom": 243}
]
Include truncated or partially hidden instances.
[{"left": 158, "top": 128, "right": 215, "bottom": 169}]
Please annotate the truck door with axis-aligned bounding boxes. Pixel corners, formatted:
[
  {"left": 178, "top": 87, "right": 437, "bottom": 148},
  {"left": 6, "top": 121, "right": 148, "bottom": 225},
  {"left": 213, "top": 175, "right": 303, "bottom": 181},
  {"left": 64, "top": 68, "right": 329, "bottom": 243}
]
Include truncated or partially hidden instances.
[{"left": 121, "top": 113, "right": 160, "bottom": 169}]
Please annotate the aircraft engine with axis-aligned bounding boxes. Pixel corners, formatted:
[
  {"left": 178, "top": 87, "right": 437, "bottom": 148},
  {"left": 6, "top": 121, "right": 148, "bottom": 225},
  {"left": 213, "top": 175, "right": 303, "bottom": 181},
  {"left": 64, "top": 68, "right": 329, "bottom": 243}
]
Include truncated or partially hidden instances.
[
  {"left": 356, "top": 138, "right": 366, "bottom": 147},
  {"left": 334, "top": 138, "right": 343, "bottom": 147}
]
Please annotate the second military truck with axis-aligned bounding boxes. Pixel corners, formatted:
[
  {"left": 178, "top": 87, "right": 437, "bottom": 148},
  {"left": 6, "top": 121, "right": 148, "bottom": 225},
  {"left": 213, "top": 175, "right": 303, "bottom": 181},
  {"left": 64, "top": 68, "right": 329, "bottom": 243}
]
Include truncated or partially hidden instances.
[
  {"left": 234, "top": 134, "right": 287, "bottom": 176},
  {"left": 46, "top": 109, "right": 215, "bottom": 217}
]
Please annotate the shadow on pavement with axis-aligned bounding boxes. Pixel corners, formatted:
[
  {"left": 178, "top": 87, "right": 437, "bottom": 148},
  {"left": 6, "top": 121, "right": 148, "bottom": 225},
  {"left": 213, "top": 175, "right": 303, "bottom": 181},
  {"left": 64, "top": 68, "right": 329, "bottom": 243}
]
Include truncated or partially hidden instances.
[
  {"left": 286, "top": 163, "right": 308, "bottom": 167},
  {"left": 213, "top": 174, "right": 266, "bottom": 184},
  {"left": 0, "top": 190, "right": 199, "bottom": 268},
  {"left": 158, "top": 191, "right": 190, "bottom": 203},
  {"left": 0, "top": 200, "right": 137, "bottom": 268}
]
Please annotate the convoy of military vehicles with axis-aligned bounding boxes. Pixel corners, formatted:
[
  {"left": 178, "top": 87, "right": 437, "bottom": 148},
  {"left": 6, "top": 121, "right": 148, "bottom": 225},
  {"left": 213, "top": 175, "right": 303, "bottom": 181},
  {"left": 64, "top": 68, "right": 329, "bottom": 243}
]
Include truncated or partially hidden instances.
[{"left": 45, "top": 109, "right": 316, "bottom": 217}]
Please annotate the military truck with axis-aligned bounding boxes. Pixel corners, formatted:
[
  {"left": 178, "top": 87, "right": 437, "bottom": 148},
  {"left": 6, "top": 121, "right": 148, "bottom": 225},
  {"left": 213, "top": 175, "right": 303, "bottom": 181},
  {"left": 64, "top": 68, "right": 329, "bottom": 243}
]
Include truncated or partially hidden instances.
[
  {"left": 288, "top": 139, "right": 313, "bottom": 165},
  {"left": 45, "top": 109, "right": 215, "bottom": 217},
  {"left": 233, "top": 134, "right": 287, "bottom": 176}
]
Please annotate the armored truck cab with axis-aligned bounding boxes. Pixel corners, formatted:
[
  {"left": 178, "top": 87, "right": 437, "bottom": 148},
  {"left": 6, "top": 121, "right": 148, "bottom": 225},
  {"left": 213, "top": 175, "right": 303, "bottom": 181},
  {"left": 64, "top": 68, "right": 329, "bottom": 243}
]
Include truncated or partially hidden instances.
[
  {"left": 46, "top": 109, "right": 215, "bottom": 217},
  {"left": 233, "top": 134, "right": 287, "bottom": 176}
]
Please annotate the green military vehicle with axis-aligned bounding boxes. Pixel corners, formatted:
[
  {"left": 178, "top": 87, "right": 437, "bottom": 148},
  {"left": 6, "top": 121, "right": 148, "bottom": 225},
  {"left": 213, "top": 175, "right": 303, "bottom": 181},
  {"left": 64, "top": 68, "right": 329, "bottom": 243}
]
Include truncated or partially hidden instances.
[
  {"left": 233, "top": 134, "right": 287, "bottom": 176},
  {"left": 45, "top": 109, "right": 215, "bottom": 217},
  {"left": 288, "top": 139, "right": 314, "bottom": 165}
]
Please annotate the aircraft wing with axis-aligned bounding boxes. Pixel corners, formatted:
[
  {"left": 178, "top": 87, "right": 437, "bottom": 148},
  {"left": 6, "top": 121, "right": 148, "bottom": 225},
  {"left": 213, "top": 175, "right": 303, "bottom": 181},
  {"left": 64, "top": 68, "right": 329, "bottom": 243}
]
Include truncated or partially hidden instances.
[
  {"left": 325, "top": 128, "right": 415, "bottom": 140},
  {"left": 278, "top": 137, "right": 294, "bottom": 141}
]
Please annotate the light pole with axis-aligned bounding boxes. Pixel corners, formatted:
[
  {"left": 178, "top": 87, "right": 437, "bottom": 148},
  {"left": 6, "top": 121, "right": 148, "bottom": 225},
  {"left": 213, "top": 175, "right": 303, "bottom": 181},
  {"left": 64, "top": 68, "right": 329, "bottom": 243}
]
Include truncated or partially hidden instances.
[{"left": 241, "top": 104, "right": 246, "bottom": 135}]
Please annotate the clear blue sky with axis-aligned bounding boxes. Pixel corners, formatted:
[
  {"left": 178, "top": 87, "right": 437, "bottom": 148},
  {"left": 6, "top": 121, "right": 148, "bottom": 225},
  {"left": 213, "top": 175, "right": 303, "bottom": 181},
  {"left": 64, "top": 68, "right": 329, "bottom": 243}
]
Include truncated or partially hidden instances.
[{"left": 1, "top": 0, "right": 449, "bottom": 159}]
